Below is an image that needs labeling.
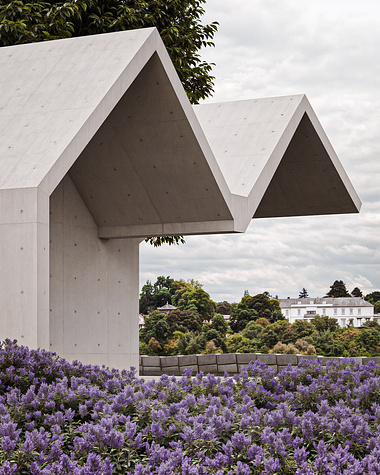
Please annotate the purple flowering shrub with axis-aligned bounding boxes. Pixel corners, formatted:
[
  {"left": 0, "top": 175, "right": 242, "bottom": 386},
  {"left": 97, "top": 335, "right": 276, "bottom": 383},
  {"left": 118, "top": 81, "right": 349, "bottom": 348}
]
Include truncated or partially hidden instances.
[{"left": 2, "top": 339, "right": 380, "bottom": 474}]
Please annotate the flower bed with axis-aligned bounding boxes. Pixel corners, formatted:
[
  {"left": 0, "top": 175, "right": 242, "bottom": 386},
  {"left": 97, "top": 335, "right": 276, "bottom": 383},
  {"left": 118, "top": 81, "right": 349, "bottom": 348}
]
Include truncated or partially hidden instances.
[{"left": 1, "top": 339, "right": 380, "bottom": 474}]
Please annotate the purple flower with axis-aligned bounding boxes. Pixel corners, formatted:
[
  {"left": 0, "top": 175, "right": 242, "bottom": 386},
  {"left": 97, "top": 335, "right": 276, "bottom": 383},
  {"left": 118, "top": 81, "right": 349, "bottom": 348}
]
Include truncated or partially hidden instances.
[{"left": 0, "top": 462, "right": 17, "bottom": 475}]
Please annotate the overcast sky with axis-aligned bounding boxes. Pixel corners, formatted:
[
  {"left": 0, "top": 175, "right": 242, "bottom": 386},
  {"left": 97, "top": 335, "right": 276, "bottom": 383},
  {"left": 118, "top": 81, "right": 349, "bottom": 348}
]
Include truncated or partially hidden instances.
[{"left": 139, "top": 0, "right": 380, "bottom": 303}]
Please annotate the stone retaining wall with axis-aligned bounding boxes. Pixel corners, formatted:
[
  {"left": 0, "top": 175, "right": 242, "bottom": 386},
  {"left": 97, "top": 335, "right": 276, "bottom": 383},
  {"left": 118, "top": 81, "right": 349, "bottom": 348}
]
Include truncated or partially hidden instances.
[{"left": 139, "top": 353, "right": 380, "bottom": 376}]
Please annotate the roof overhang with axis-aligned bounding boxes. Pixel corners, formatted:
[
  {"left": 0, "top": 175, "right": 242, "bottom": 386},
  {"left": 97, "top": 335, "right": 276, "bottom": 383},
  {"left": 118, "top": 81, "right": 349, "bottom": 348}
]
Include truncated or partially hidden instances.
[{"left": 0, "top": 29, "right": 361, "bottom": 239}]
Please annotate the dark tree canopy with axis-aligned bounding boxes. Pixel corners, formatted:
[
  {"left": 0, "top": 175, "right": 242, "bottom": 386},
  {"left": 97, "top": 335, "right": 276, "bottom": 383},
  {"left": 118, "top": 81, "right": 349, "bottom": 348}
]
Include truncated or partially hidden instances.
[
  {"left": 365, "top": 291, "right": 380, "bottom": 303},
  {"left": 325, "top": 280, "right": 350, "bottom": 298},
  {"left": 215, "top": 300, "right": 233, "bottom": 315},
  {"left": 299, "top": 288, "right": 309, "bottom": 298},
  {"left": 351, "top": 287, "right": 363, "bottom": 298},
  {"left": 139, "top": 275, "right": 175, "bottom": 314},
  {"left": 166, "top": 309, "right": 203, "bottom": 334},
  {"left": 229, "top": 308, "right": 258, "bottom": 333}
]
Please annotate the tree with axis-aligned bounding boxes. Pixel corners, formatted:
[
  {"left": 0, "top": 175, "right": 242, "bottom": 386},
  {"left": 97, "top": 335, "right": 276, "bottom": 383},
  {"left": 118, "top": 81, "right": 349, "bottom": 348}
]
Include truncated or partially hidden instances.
[
  {"left": 351, "top": 287, "right": 363, "bottom": 298},
  {"left": 209, "top": 314, "right": 229, "bottom": 337},
  {"left": 139, "top": 275, "right": 175, "bottom": 314},
  {"left": 241, "top": 293, "right": 276, "bottom": 320},
  {"left": 172, "top": 287, "right": 215, "bottom": 321},
  {"left": 298, "top": 288, "right": 309, "bottom": 298},
  {"left": 229, "top": 307, "right": 258, "bottom": 333},
  {"left": 357, "top": 328, "right": 380, "bottom": 355},
  {"left": 325, "top": 280, "right": 350, "bottom": 298},
  {"left": 282, "top": 320, "right": 316, "bottom": 344},
  {"left": 365, "top": 291, "right": 380, "bottom": 304},
  {"left": 311, "top": 315, "right": 339, "bottom": 333},
  {"left": 166, "top": 309, "right": 203, "bottom": 334},
  {"left": 215, "top": 301, "right": 233, "bottom": 315},
  {"left": 140, "top": 310, "right": 172, "bottom": 349}
]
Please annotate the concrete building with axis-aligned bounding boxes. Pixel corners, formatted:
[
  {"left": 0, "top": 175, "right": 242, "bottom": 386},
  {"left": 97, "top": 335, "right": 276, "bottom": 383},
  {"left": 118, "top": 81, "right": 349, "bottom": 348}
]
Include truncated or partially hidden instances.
[
  {"left": 0, "top": 28, "right": 361, "bottom": 370},
  {"left": 279, "top": 297, "right": 375, "bottom": 327}
]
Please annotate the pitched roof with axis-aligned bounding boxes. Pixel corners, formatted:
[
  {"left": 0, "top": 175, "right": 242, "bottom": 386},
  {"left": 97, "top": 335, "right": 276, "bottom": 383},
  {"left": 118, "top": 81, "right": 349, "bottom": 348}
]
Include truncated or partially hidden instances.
[
  {"left": 0, "top": 28, "right": 361, "bottom": 238},
  {"left": 157, "top": 302, "right": 177, "bottom": 311}
]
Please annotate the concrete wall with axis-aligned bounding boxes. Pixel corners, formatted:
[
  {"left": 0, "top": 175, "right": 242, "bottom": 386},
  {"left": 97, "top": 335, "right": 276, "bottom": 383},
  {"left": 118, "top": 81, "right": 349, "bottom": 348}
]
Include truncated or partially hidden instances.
[
  {"left": 49, "top": 176, "right": 140, "bottom": 369},
  {"left": 139, "top": 353, "right": 380, "bottom": 376}
]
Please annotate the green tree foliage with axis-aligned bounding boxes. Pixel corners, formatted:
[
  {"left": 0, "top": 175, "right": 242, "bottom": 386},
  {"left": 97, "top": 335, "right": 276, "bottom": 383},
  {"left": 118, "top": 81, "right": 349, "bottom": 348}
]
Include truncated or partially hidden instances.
[
  {"left": 311, "top": 315, "right": 339, "bottom": 333},
  {"left": 229, "top": 307, "right": 258, "bottom": 333},
  {"left": 270, "top": 340, "right": 316, "bottom": 355},
  {"left": 298, "top": 288, "right": 309, "bottom": 298},
  {"left": 140, "top": 310, "right": 171, "bottom": 349},
  {"left": 215, "top": 300, "right": 233, "bottom": 315},
  {"left": 351, "top": 286, "right": 363, "bottom": 298},
  {"left": 282, "top": 320, "right": 317, "bottom": 344},
  {"left": 325, "top": 280, "right": 350, "bottom": 298},
  {"left": 0, "top": 0, "right": 218, "bottom": 104},
  {"left": 139, "top": 279, "right": 380, "bottom": 358},
  {"left": 172, "top": 286, "right": 215, "bottom": 321},
  {"left": 225, "top": 333, "right": 258, "bottom": 354},
  {"left": 365, "top": 291, "right": 380, "bottom": 315},
  {"left": 357, "top": 327, "right": 380, "bottom": 355},
  {"left": 176, "top": 331, "right": 206, "bottom": 355},
  {"left": 242, "top": 293, "right": 274, "bottom": 319},
  {"left": 166, "top": 309, "right": 203, "bottom": 334},
  {"left": 229, "top": 293, "right": 283, "bottom": 332},
  {"left": 139, "top": 275, "right": 174, "bottom": 314},
  {"left": 364, "top": 291, "right": 380, "bottom": 314},
  {"left": 209, "top": 313, "right": 228, "bottom": 337},
  {"left": 365, "top": 291, "right": 380, "bottom": 303},
  {"left": 313, "top": 330, "right": 345, "bottom": 357},
  {"left": 144, "top": 236, "right": 186, "bottom": 247}
]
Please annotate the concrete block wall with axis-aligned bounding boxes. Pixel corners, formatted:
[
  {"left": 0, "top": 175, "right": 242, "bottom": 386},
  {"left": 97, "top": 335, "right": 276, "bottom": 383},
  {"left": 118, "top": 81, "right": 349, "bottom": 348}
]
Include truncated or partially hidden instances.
[{"left": 139, "top": 353, "right": 380, "bottom": 377}]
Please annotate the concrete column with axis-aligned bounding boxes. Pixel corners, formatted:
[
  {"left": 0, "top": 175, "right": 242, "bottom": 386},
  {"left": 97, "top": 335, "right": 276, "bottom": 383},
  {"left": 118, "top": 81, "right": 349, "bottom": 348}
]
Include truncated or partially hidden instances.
[
  {"left": 49, "top": 176, "right": 140, "bottom": 370},
  {"left": 0, "top": 188, "right": 49, "bottom": 349}
]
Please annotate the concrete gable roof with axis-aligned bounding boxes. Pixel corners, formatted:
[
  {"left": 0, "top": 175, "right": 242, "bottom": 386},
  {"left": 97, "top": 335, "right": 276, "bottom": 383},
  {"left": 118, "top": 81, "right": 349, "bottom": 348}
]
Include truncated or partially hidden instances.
[
  {"left": 195, "top": 96, "right": 361, "bottom": 222},
  {"left": 0, "top": 28, "right": 361, "bottom": 239}
]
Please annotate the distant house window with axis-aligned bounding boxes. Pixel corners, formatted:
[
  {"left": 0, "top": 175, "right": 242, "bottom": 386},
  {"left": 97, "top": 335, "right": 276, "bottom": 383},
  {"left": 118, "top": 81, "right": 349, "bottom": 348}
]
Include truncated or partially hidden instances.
[
  {"left": 310, "top": 300, "right": 314, "bottom": 304},
  {"left": 349, "top": 308, "right": 353, "bottom": 315},
  {"left": 297, "top": 309, "right": 301, "bottom": 315},
  {"left": 298, "top": 301, "right": 301, "bottom": 305},
  {"left": 286, "top": 310, "right": 289, "bottom": 316},
  {"left": 341, "top": 309, "right": 345, "bottom": 315},
  {"left": 358, "top": 308, "right": 361, "bottom": 315},
  {"left": 341, "top": 318, "right": 346, "bottom": 327},
  {"left": 322, "top": 309, "right": 326, "bottom": 315},
  {"left": 334, "top": 309, "right": 338, "bottom": 315}
]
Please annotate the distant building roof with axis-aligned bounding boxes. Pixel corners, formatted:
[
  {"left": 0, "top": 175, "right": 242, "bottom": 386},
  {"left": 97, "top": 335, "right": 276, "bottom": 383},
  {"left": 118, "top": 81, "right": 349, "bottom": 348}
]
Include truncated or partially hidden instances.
[
  {"left": 157, "top": 302, "right": 177, "bottom": 312},
  {"left": 279, "top": 297, "right": 373, "bottom": 308}
]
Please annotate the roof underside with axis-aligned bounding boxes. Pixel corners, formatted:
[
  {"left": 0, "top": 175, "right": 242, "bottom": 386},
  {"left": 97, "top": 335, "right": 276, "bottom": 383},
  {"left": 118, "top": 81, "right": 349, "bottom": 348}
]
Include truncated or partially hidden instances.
[
  {"left": 195, "top": 97, "right": 361, "bottom": 220},
  {"left": 69, "top": 53, "right": 232, "bottom": 229}
]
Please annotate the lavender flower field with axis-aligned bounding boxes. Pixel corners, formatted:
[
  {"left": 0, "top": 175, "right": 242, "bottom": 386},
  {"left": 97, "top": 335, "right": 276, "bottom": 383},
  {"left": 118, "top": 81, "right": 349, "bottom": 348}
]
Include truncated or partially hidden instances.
[{"left": 2, "top": 340, "right": 380, "bottom": 474}]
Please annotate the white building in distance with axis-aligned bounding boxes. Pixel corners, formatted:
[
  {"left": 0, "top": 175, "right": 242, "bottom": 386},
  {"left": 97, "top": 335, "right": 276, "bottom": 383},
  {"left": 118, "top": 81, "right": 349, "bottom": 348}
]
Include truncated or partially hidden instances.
[{"left": 279, "top": 298, "right": 375, "bottom": 328}]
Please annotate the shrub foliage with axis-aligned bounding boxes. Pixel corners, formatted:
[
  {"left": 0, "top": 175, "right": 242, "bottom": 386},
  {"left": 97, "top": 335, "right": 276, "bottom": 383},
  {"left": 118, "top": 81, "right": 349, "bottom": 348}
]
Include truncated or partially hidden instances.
[{"left": 3, "top": 339, "right": 380, "bottom": 473}]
